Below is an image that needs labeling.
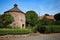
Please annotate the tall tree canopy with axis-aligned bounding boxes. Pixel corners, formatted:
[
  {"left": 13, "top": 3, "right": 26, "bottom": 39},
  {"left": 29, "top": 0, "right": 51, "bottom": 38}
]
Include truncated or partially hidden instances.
[
  {"left": 0, "top": 14, "right": 14, "bottom": 28},
  {"left": 26, "top": 11, "right": 38, "bottom": 27},
  {"left": 44, "top": 14, "right": 49, "bottom": 16},
  {"left": 54, "top": 13, "right": 60, "bottom": 25},
  {"left": 54, "top": 13, "right": 60, "bottom": 21}
]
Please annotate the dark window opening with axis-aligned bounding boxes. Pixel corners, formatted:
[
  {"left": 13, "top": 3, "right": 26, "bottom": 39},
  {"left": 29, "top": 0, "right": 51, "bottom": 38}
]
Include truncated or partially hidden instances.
[{"left": 22, "top": 24, "right": 24, "bottom": 28}]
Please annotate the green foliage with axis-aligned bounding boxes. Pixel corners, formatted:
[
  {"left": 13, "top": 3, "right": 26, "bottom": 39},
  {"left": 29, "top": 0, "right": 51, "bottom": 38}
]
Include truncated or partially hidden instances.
[
  {"left": 40, "top": 17, "right": 54, "bottom": 25},
  {"left": 38, "top": 25, "right": 60, "bottom": 33},
  {"left": 31, "top": 26, "right": 38, "bottom": 33},
  {"left": 44, "top": 14, "right": 49, "bottom": 16},
  {"left": 37, "top": 19, "right": 41, "bottom": 27},
  {"left": 37, "top": 26, "right": 46, "bottom": 33},
  {"left": 15, "top": 26, "right": 21, "bottom": 29},
  {"left": 54, "top": 21, "right": 60, "bottom": 25},
  {"left": 54, "top": 13, "right": 60, "bottom": 21},
  {"left": 0, "top": 14, "right": 14, "bottom": 28},
  {"left": 54, "top": 13, "right": 60, "bottom": 25},
  {"left": 0, "top": 28, "right": 31, "bottom": 36},
  {"left": 26, "top": 10, "right": 38, "bottom": 27}
]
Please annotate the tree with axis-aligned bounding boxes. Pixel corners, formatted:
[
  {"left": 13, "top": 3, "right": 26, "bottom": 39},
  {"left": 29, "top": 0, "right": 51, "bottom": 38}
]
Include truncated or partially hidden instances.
[
  {"left": 0, "top": 14, "right": 14, "bottom": 28},
  {"left": 40, "top": 16, "right": 54, "bottom": 25},
  {"left": 54, "top": 13, "right": 60, "bottom": 25},
  {"left": 54, "top": 13, "right": 60, "bottom": 21},
  {"left": 44, "top": 14, "right": 49, "bottom": 16},
  {"left": 26, "top": 11, "right": 38, "bottom": 27}
]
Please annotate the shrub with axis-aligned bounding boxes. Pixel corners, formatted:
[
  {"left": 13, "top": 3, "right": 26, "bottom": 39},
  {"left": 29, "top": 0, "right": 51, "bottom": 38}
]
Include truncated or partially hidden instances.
[
  {"left": 0, "top": 28, "right": 31, "bottom": 36},
  {"left": 39, "top": 26, "right": 46, "bottom": 33},
  {"left": 0, "top": 14, "right": 14, "bottom": 28},
  {"left": 37, "top": 25, "right": 60, "bottom": 33},
  {"left": 51, "top": 25, "right": 60, "bottom": 33},
  {"left": 43, "top": 25, "right": 60, "bottom": 33},
  {"left": 15, "top": 26, "right": 21, "bottom": 29},
  {"left": 45, "top": 25, "right": 53, "bottom": 33},
  {"left": 37, "top": 25, "right": 46, "bottom": 33},
  {"left": 31, "top": 26, "right": 38, "bottom": 33}
]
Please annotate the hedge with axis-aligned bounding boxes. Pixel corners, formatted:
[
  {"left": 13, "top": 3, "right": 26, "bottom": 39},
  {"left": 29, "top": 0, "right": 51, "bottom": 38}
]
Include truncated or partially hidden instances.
[
  {"left": 38, "top": 25, "right": 60, "bottom": 33},
  {"left": 45, "top": 25, "right": 60, "bottom": 33},
  {"left": 0, "top": 28, "right": 31, "bottom": 36}
]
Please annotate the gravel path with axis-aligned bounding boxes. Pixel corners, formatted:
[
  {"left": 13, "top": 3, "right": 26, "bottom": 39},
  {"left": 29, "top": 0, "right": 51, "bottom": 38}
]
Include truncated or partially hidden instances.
[{"left": 0, "top": 33, "right": 60, "bottom": 40}]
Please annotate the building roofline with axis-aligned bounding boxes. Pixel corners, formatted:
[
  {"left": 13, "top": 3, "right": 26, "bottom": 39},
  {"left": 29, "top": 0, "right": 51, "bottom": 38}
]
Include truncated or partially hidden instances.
[{"left": 4, "top": 4, "right": 25, "bottom": 15}]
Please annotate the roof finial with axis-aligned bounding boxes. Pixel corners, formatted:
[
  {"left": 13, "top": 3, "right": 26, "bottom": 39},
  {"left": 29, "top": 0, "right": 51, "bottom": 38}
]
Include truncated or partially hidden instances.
[{"left": 14, "top": 4, "right": 18, "bottom": 7}]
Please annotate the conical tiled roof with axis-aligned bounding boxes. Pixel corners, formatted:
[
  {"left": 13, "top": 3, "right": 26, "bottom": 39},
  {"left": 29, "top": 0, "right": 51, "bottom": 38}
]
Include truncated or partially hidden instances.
[{"left": 4, "top": 4, "right": 24, "bottom": 13}]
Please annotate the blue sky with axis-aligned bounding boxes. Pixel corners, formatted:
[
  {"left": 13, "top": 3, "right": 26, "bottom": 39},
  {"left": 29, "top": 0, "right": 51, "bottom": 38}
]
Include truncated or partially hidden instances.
[{"left": 0, "top": 0, "right": 60, "bottom": 16}]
